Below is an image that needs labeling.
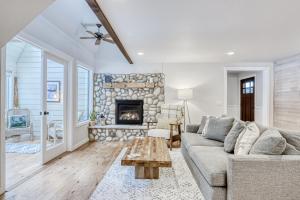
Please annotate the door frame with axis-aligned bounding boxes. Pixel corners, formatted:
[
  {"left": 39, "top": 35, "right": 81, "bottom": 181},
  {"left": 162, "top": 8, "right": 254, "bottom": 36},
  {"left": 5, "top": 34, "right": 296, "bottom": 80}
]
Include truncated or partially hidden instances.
[
  {"left": 224, "top": 64, "right": 273, "bottom": 126},
  {"left": 0, "top": 46, "right": 6, "bottom": 195},
  {"left": 41, "top": 52, "right": 68, "bottom": 164}
]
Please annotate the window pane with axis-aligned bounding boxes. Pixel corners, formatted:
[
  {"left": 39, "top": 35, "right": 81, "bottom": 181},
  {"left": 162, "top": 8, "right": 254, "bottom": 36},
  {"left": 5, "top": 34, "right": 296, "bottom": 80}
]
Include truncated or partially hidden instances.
[
  {"left": 250, "top": 88, "right": 254, "bottom": 93},
  {"left": 250, "top": 81, "right": 254, "bottom": 87},
  {"left": 246, "top": 82, "right": 250, "bottom": 88},
  {"left": 77, "top": 66, "right": 90, "bottom": 122},
  {"left": 243, "top": 89, "right": 246, "bottom": 94},
  {"left": 246, "top": 88, "right": 250, "bottom": 94}
]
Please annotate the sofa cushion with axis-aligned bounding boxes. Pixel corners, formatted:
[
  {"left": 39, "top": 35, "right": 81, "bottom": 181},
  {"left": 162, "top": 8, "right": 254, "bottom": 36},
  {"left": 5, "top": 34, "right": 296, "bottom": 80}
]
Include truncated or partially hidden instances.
[
  {"left": 250, "top": 129, "right": 286, "bottom": 155},
  {"left": 283, "top": 143, "right": 300, "bottom": 155},
  {"left": 234, "top": 122, "right": 260, "bottom": 155},
  {"left": 278, "top": 129, "right": 300, "bottom": 151},
  {"left": 224, "top": 120, "right": 246, "bottom": 153},
  {"left": 188, "top": 146, "right": 228, "bottom": 187},
  {"left": 203, "top": 117, "right": 234, "bottom": 142},
  {"left": 186, "top": 124, "right": 200, "bottom": 133},
  {"left": 182, "top": 132, "right": 224, "bottom": 150}
]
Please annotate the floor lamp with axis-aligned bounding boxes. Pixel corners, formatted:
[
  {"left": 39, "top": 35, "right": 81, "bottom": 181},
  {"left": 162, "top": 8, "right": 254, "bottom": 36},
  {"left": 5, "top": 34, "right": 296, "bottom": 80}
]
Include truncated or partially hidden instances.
[{"left": 177, "top": 88, "right": 193, "bottom": 131}]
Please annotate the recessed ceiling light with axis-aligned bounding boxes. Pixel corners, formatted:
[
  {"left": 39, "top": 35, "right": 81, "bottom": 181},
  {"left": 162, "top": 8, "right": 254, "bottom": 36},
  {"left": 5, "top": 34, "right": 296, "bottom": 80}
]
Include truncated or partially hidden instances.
[
  {"left": 226, "top": 51, "right": 235, "bottom": 56},
  {"left": 137, "top": 52, "right": 144, "bottom": 56}
]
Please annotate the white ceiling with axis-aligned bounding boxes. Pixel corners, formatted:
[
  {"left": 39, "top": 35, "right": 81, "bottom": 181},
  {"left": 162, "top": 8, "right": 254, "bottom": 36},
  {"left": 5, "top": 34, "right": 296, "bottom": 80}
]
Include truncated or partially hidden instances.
[{"left": 42, "top": 0, "right": 300, "bottom": 64}]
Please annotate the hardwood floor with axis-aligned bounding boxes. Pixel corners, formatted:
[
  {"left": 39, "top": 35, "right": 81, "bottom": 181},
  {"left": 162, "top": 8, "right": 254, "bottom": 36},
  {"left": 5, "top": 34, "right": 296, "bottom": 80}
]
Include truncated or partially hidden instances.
[
  {"left": 1, "top": 141, "right": 125, "bottom": 200},
  {"left": 5, "top": 138, "right": 42, "bottom": 189}
]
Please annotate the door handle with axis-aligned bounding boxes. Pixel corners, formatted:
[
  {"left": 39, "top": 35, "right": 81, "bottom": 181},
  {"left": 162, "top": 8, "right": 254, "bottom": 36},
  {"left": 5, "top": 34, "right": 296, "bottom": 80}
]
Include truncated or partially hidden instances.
[{"left": 40, "top": 111, "right": 49, "bottom": 115}]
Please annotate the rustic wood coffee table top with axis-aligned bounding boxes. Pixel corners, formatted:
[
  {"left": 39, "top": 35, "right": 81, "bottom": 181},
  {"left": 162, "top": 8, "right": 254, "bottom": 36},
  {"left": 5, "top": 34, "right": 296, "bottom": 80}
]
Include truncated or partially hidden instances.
[{"left": 121, "top": 137, "right": 172, "bottom": 169}]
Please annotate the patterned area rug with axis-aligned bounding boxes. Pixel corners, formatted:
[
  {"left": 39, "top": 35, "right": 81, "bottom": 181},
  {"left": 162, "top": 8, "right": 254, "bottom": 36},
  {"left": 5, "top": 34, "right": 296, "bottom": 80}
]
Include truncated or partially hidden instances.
[
  {"left": 90, "top": 148, "right": 204, "bottom": 200},
  {"left": 6, "top": 143, "right": 41, "bottom": 154}
]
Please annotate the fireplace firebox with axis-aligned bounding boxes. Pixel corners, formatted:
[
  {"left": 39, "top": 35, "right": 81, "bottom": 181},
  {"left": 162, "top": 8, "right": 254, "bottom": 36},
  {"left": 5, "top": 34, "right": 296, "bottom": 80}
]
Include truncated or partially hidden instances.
[{"left": 115, "top": 100, "right": 143, "bottom": 125}]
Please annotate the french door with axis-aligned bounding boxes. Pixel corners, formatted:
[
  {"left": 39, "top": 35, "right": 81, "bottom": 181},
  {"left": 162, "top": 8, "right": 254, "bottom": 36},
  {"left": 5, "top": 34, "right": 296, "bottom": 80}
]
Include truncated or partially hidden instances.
[{"left": 41, "top": 52, "right": 67, "bottom": 163}]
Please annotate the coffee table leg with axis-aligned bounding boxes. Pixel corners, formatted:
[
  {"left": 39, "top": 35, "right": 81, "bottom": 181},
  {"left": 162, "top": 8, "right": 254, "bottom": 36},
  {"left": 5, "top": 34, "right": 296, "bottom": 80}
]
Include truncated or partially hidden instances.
[{"left": 135, "top": 166, "right": 159, "bottom": 179}]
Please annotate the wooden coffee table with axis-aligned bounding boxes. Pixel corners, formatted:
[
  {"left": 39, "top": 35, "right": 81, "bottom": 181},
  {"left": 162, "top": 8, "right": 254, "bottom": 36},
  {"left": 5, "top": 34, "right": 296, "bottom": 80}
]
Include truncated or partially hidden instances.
[{"left": 121, "top": 137, "right": 172, "bottom": 179}]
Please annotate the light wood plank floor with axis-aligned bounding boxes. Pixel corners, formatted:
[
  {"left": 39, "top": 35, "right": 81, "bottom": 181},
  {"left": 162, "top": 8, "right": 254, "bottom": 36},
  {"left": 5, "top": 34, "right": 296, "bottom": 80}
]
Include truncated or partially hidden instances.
[
  {"left": 5, "top": 138, "right": 42, "bottom": 189},
  {"left": 1, "top": 141, "right": 125, "bottom": 200}
]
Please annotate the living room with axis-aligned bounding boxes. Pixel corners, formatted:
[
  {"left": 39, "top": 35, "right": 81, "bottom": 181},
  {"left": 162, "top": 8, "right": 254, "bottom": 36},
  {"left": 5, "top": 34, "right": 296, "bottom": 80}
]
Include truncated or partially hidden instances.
[{"left": 0, "top": 0, "right": 300, "bottom": 200}]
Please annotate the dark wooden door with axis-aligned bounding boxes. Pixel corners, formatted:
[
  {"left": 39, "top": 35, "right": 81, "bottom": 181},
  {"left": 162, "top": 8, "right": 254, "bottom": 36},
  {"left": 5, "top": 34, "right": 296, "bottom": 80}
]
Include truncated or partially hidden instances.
[{"left": 240, "top": 77, "right": 255, "bottom": 121}]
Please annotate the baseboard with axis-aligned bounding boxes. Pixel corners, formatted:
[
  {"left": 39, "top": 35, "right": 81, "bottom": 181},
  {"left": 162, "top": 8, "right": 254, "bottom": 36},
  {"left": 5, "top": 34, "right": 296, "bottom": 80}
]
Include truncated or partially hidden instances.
[{"left": 69, "top": 137, "right": 89, "bottom": 152}]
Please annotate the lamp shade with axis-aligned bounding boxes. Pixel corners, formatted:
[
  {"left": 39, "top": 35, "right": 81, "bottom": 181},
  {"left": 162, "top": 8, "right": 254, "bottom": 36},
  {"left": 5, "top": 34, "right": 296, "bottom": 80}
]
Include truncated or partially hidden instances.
[{"left": 177, "top": 88, "right": 193, "bottom": 100}]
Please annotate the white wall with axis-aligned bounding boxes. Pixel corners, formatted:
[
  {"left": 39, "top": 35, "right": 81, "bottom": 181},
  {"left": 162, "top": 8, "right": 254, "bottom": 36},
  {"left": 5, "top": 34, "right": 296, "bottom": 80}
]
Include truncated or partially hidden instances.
[
  {"left": 96, "top": 63, "right": 225, "bottom": 123},
  {"left": 0, "top": 0, "right": 55, "bottom": 48},
  {"left": 227, "top": 73, "right": 240, "bottom": 118}
]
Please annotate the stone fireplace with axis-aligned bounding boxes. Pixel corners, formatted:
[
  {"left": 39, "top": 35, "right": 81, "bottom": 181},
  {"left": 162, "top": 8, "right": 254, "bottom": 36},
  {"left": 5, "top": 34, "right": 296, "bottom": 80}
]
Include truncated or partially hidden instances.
[
  {"left": 115, "top": 100, "right": 143, "bottom": 125},
  {"left": 90, "top": 73, "right": 165, "bottom": 142}
]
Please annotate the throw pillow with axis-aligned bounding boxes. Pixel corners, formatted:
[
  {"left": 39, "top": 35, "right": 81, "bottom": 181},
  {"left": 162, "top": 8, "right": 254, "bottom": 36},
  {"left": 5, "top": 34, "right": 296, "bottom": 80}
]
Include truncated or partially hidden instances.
[
  {"left": 283, "top": 143, "right": 300, "bottom": 155},
  {"left": 278, "top": 129, "right": 300, "bottom": 151},
  {"left": 250, "top": 129, "right": 286, "bottom": 155},
  {"left": 8, "top": 115, "right": 27, "bottom": 128},
  {"left": 234, "top": 122, "right": 260, "bottom": 155},
  {"left": 224, "top": 120, "right": 246, "bottom": 153},
  {"left": 196, "top": 116, "right": 208, "bottom": 134},
  {"left": 202, "top": 117, "right": 234, "bottom": 142},
  {"left": 156, "top": 118, "right": 177, "bottom": 129}
]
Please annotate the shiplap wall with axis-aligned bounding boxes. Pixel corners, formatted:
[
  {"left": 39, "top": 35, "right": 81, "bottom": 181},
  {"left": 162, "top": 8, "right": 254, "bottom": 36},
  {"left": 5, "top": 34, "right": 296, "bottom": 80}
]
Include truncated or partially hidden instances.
[
  {"left": 274, "top": 58, "right": 300, "bottom": 130},
  {"left": 16, "top": 44, "right": 42, "bottom": 136}
]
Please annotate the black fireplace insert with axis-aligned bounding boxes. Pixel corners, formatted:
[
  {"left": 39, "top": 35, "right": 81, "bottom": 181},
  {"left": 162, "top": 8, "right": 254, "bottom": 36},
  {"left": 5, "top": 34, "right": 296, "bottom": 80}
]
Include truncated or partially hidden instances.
[{"left": 115, "top": 100, "right": 143, "bottom": 125}]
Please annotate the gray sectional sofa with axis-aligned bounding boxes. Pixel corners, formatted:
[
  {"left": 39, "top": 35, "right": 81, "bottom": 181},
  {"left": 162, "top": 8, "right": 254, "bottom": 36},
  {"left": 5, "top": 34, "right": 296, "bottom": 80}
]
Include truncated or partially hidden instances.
[{"left": 182, "top": 124, "right": 300, "bottom": 200}]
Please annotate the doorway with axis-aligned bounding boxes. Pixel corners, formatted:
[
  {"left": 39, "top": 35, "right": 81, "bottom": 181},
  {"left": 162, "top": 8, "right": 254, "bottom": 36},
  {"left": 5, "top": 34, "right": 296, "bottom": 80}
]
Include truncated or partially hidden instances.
[
  {"left": 1, "top": 38, "right": 68, "bottom": 190},
  {"left": 240, "top": 77, "right": 255, "bottom": 121}
]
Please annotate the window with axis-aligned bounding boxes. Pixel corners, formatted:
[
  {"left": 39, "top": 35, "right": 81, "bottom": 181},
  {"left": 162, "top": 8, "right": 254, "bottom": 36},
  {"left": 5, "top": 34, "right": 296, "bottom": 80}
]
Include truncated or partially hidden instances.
[
  {"left": 242, "top": 79, "right": 254, "bottom": 94},
  {"left": 6, "top": 72, "right": 13, "bottom": 110},
  {"left": 77, "top": 66, "right": 90, "bottom": 123}
]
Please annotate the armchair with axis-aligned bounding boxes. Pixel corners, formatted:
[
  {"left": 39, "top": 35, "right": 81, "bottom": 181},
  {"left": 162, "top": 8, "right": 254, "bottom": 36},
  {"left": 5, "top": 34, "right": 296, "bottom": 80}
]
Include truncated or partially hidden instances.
[
  {"left": 147, "top": 104, "right": 184, "bottom": 150},
  {"left": 5, "top": 108, "right": 33, "bottom": 140}
]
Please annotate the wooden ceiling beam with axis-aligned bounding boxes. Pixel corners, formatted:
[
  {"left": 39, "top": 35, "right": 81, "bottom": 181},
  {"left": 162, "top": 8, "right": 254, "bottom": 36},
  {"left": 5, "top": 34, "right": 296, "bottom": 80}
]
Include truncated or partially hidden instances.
[{"left": 86, "top": 0, "right": 133, "bottom": 64}]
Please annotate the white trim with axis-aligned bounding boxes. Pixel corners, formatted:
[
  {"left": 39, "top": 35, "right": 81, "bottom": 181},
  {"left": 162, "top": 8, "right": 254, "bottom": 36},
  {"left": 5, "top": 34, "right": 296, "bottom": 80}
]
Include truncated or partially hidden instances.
[
  {"left": 224, "top": 64, "right": 273, "bottom": 126},
  {"left": 69, "top": 137, "right": 89, "bottom": 152},
  {"left": 76, "top": 121, "right": 89, "bottom": 127},
  {"left": 75, "top": 64, "right": 93, "bottom": 126},
  {"left": 0, "top": 47, "right": 6, "bottom": 194}
]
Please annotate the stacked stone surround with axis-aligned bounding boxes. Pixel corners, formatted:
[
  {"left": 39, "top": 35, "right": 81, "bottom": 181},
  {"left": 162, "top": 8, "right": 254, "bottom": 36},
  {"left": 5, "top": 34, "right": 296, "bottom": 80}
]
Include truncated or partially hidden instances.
[
  {"left": 91, "top": 73, "right": 165, "bottom": 141},
  {"left": 89, "top": 126, "right": 147, "bottom": 142}
]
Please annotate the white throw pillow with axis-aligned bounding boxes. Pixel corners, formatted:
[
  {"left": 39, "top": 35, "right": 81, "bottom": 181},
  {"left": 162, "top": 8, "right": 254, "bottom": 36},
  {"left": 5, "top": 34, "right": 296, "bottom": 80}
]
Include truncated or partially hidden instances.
[
  {"left": 234, "top": 122, "right": 260, "bottom": 155},
  {"left": 202, "top": 117, "right": 211, "bottom": 135}
]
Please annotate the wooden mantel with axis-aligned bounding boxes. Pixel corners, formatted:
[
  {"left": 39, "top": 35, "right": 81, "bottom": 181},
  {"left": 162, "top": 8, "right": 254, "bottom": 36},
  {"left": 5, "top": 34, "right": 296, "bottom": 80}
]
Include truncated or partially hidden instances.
[{"left": 103, "top": 82, "right": 155, "bottom": 89}]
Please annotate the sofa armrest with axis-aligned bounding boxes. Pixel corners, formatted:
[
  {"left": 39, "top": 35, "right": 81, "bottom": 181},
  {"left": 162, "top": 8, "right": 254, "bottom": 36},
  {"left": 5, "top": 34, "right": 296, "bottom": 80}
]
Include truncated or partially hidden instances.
[
  {"left": 227, "top": 155, "right": 300, "bottom": 200},
  {"left": 185, "top": 124, "right": 200, "bottom": 133}
]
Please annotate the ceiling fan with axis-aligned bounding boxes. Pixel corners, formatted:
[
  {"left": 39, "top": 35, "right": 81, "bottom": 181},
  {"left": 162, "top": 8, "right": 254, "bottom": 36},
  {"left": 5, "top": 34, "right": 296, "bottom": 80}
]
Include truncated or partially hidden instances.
[{"left": 80, "top": 24, "right": 114, "bottom": 45}]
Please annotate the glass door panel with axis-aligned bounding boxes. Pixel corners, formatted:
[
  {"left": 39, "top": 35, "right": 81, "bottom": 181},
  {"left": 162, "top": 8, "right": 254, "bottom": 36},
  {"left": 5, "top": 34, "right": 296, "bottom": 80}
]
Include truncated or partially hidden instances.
[{"left": 42, "top": 53, "right": 67, "bottom": 163}]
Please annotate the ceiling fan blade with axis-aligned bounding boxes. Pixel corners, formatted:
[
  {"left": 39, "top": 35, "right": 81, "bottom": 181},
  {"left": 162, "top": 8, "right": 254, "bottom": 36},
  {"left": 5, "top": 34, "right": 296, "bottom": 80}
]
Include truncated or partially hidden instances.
[
  {"left": 103, "top": 38, "right": 115, "bottom": 44},
  {"left": 95, "top": 38, "right": 101, "bottom": 45},
  {"left": 86, "top": 30, "right": 97, "bottom": 37},
  {"left": 80, "top": 37, "right": 96, "bottom": 39},
  {"left": 103, "top": 34, "right": 111, "bottom": 39}
]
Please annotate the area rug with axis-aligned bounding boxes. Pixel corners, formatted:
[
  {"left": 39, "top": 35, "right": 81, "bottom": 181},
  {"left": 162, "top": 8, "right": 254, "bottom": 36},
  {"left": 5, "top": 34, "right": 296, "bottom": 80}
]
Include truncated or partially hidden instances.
[
  {"left": 6, "top": 143, "right": 41, "bottom": 154},
  {"left": 90, "top": 148, "right": 204, "bottom": 200}
]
